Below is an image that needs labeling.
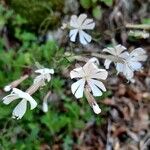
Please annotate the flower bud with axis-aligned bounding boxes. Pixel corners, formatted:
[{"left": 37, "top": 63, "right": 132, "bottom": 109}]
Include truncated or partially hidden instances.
[{"left": 92, "top": 103, "right": 101, "bottom": 114}]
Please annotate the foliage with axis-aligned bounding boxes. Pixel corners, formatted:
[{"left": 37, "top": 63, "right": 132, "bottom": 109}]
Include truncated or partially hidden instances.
[
  {"left": 101, "top": 0, "right": 113, "bottom": 6},
  {"left": 0, "top": 4, "right": 108, "bottom": 149},
  {"left": 7, "top": 0, "right": 64, "bottom": 30},
  {"left": 1, "top": 0, "right": 148, "bottom": 148},
  {"left": 80, "top": 0, "right": 113, "bottom": 20}
]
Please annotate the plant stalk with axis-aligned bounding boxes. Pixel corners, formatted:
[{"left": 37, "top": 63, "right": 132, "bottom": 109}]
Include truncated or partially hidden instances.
[
  {"left": 125, "top": 23, "right": 150, "bottom": 30},
  {"left": 91, "top": 53, "right": 125, "bottom": 63}
]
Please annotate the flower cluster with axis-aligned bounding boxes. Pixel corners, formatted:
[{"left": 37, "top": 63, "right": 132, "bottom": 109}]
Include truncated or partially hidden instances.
[
  {"left": 2, "top": 68, "right": 54, "bottom": 119},
  {"left": 1, "top": 13, "right": 148, "bottom": 119}
]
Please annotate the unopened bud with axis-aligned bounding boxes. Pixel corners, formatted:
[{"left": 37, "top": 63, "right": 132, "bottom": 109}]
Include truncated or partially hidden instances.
[
  {"left": 42, "top": 91, "right": 51, "bottom": 113},
  {"left": 92, "top": 103, "right": 101, "bottom": 114},
  {"left": 4, "top": 75, "right": 29, "bottom": 92},
  {"left": 84, "top": 86, "right": 101, "bottom": 114}
]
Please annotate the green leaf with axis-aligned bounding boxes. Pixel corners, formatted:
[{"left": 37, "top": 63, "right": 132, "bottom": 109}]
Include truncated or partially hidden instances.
[
  {"left": 80, "top": 0, "right": 92, "bottom": 9},
  {"left": 101, "top": 0, "right": 113, "bottom": 6},
  {"left": 142, "top": 18, "right": 150, "bottom": 25},
  {"left": 92, "top": 6, "right": 102, "bottom": 20},
  {"left": 63, "top": 135, "right": 73, "bottom": 150}
]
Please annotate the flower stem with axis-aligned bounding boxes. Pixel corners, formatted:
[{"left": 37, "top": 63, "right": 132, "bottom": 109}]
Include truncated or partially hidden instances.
[
  {"left": 66, "top": 52, "right": 125, "bottom": 64},
  {"left": 84, "top": 87, "right": 96, "bottom": 107},
  {"left": 26, "top": 80, "right": 43, "bottom": 95},
  {"left": 66, "top": 56, "right": 89, "bottom": 63},
  {"left": 91, "top": 53, "right": 124, "bottom": 63},
  {"left": 84, "top": 87, "right": 101, "bottom": 114},
  {"left": 12, "top": 74, "right": 29, "bottom": 86},
  {"left": 125, "top": 23, "right": 150, "bottom": 30}
]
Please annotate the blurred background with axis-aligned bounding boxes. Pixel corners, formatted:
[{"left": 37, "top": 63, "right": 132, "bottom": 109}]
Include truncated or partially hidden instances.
[{"left": 0, "top": 0, "right": 149, "bottom": 149}]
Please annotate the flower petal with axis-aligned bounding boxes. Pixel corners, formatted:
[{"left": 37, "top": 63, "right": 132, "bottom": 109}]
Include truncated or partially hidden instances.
[
  {"left": 12, "top": 99, "right": 27, "bottom": 119},
  {"left": 90, "top": 69, "right": 108, "bottom": 80},
  {"left": 70, "top": 67, "right": 85, "bottom": 79},
  {"left": 71, "top": 79, "right": 85, "bottom": 99},
  {"left": 69, "top": 29, "right": 78, "bottom": 42},
  {"left": 82, "top": 19, "right": 95, "bottom": 30},
  {"left": 123, "top": 64, "right": 134, "bottom": 81},
  {"left": 103, "top": 47, "right": 117, "bottom": 56},
  {"left": 89, "top": 79, "right": 106, "bottom": 91},
  {"left": 83, "top": 60, "right": 108, "bottom": 80},
  {"left": 119, "top": 51, "right": 129, "bottom": 59},
  {"left": 103, "top": 45, "right": 126, "bottom": 56},
  {"left": 2, "top": 94, "right": 19, "bottom": 105},
  {"left": 27, "top": 96, "right": 37, "bottom": 110},
  {"left": 12, "top": 88, "right": 25, "bottom": 96},
  {"left": 83, "top": 62, "right": 97, "bottom": 77},
  {"left": 116, "top": 63, "right": 124, "bottom": 73},
  {"left": 104, "top": 59, "right": 112, "bottom": 69},
  {"left": 87, "top": 57, "right": 99, "bottom": 66},
  {"left": 35, "top": 68, "right": 54, "bottom": 74},
  {"left": 12, "top": 88, "right": 37, "bottom": 109},
  {"left": 70, "top": 15, "right": 79, "bottom": 28},
  {"left": 34, "top": 75, "right": 44, "bottom": 84},
  {"left": 115, "top": 44, "right": 127, "bottom": 55},
  {"left": 77, "top": 14, "right": 87, "bottom": 26},
  {"left": 129, "top": 61, "right": 142, "bottom": 71},
  {"left": 79, "top": 30, "right": 92, "bottom": 45},
  {"left": 87, "top": 79, "right": 104, "bottom": 97},
  {"left": 130, "top": 48, "right": 147, "bottom": 61},
  {"left": 45, "top": 74, "right": 51, "bottom": 82}
]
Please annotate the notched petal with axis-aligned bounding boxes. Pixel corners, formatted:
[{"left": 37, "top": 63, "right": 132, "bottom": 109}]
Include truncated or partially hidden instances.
[
  {"left": 71, "top": 79, "right": 85, "bottom": 99},
  {"left": 2, "top": 94, "right": 19, "bottom": 105},
  {"left": 79, "top": 30, "right": 92, "bottom": 45}
]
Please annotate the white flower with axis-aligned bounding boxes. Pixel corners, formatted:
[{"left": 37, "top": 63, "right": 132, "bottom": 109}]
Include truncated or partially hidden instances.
[
  {"left": 69, "top": 14, "right": 95, "bottom": 45},
  {"left": 70, "top": 58, "right": 108, "bottom": 99},
  {"left": 117, "top": 48, "right": 147, "bottom": 81},
  {"left": 34, "top": 68, "right": 54, "bottom": 86},
  {"left": 103, "top": 45, "right": 147, "bottom": 81},
  {"left": 103, "top": 44, "right": 127, "bottom": 69},
  {"left": 2, "top": 88, "right": 37, "bottom": 119}
]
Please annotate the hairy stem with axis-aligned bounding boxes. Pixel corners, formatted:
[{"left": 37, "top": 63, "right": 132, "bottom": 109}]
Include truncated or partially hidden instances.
[
  {"left": 84, "top": 87, "right": 96, "bottom": 107},
  {"left": 26, "top": 80, "right": 43, "bottom": 95},
  {"left": 11, "top": 75, "right": 29, "bottom": 87},
  {"left": 125, "top": 23, "right": 150, "bottom": 30},
  {"left": 91, "top": 53, "right": 124, "bottom": 63}
]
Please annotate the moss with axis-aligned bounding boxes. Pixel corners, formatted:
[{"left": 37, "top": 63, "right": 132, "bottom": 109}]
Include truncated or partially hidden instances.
[{"left": 7, "top": 0, "right": 64, "bottom": 30}]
